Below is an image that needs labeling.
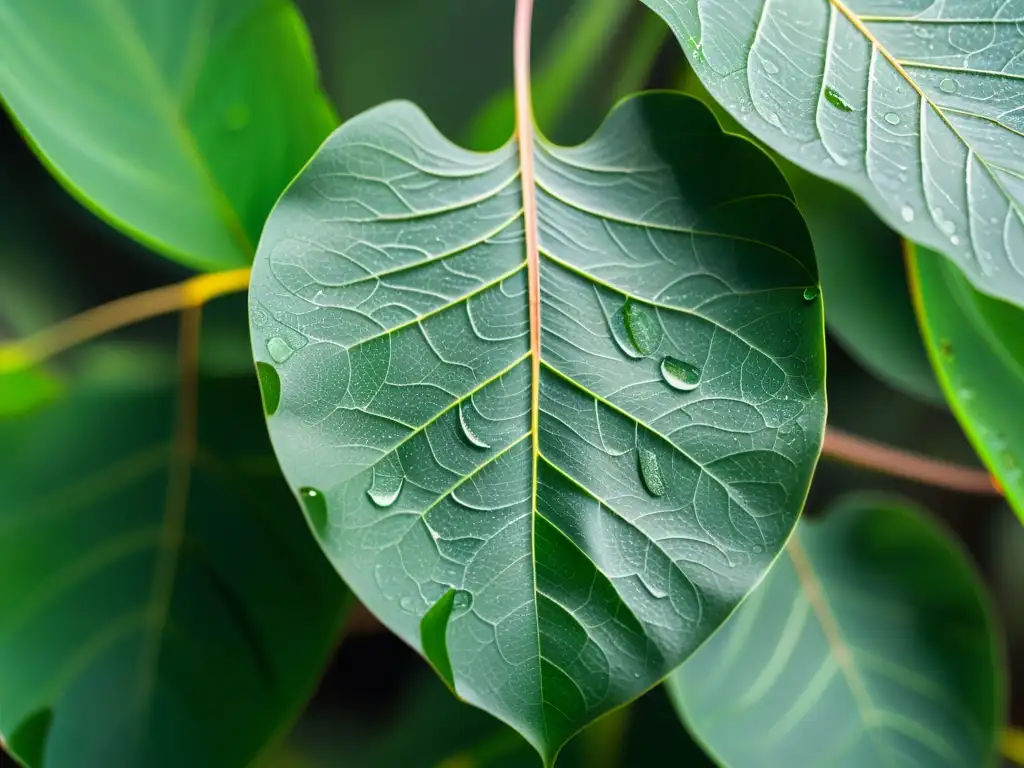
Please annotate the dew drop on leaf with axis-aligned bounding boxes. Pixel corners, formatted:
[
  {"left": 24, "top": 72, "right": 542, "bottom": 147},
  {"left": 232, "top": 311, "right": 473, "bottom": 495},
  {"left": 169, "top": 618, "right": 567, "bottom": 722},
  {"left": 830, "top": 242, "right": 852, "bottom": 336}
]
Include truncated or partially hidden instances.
[
  {"left": 299, "top": 487, "right": 328, "bottom": 536},
  {"left": 884, "top": 112, "right": 901, "bottom": 126},
  {"left": 266, "top": 337, "right": 294, "bottom": 363},
  {"left": 367, "top": 474, "right": 403, "bottom": 508},
  {"left": 638, "top": 446, "right": 666, "bottom": 497},
  {"left": 453, "top": 590, "right": 473, "bottom": 612},
  {"left": 624, "top": 299, "right": 662, "bottom": 356},
  {"left": 901, "top": 205, "right": 915, "bottom": 222},
  {"left": 824, "top": 86, "right": 853, "bottom": 112},
  {"left": 458, "top": 403, "right": 490, "bottom": 449},
  {"left": 939, "top": 78, "right": 958, "bottom": 94},
  {"left": 762, "top": 59, "right": 780, "bottom": 75},
  {"left": 610, "top": 303, "right": 643, "bottom": 359},
  {"left": 803, "top": 286, "right": 820, "bottom": 302},
  {"left": 660, "top": 356, "right": 701, "bottom": 391}
]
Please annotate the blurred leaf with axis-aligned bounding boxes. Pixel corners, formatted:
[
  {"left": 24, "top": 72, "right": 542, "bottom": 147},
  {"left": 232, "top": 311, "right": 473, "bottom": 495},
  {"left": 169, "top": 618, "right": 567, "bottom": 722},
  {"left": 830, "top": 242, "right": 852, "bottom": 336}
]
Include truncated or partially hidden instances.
[
  {"left": 643, "top": 0, "right": 1024, "bottom": 310},
  {"left": 0, "top": 368, "right": 62, "bottom": 419},
  {"left": 249, "top": 91, "right": 825, "bottom": 762},
  {"left": 677, "top": 71, "right": 940, "bottom": 404},
  {"left": 0, "top": 366, "right": 347, "bottom": 767},
  {"left": 784, "top": 166, "right": 942, "bottom": 405},
  {"left": 670, "top": 494, "right": 1004, "bottom": 767},
  {"left": 909, "top": 245, "right": 1024, "bottom": 521},
  {"left": 0, "top": 0, "right": 336, "bottom": 271},
  {"left": 261, "top": 667, "right": 711, "bottom": 768}
]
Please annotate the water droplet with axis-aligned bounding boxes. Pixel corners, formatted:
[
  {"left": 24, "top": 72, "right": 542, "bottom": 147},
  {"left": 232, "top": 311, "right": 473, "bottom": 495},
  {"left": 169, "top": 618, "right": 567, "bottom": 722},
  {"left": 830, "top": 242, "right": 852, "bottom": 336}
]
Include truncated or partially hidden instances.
[
  {"left": 610, "top": 304, "right": 643, "bottom": 359},
  {"left": 453, "top": 590, "right": 473, "bottom": 612},
  {"left": 660, "top": 357, "right": 701, "bottom": 391},
  {"left": 638, "top": 446, "right": 666, "bottom": 497},
  {"left": 624, "top": 299, "right": 663, "bottom": 357},
  {"left": 267, "top": 337, "right": 294, "bottom": 363},
  {"left": 457, "top": 404, "right": 490, "bottom": 449},
  {"left": 367, "top": 475, "right": 404, "bottom": 507},
  {"left": 939, "top": 78, "right": 957, "bottom": 94},
  {"left": 400, "top": 596, "right": 417, "bottom": 612},
  {"left": 803, "top": 286, "right": 820, "bottom": 302},
  {"left": 767, "top": 111, "right": 782, "bottom": 128},
  {"left": 901, "top": 205, "right": 915, "bottom": 222},
  {"left": 256, "top": 362, "right": 281, "bottom": 416},
  {"left": 884, "top": 112, "right": 901, "bottom": 126},
  {"left": 224, "top": 101, "right": 250, "bottom": 131},
  {"left": 950, "top": 235, "right": 961, "bottom": 246},
  {"left": 639, "top": 578, "right": 668, "bottom": 600},
  {"left": 940, "top": 339, "right": 954, "bottom": 359},
  {"left": 941, "top": 219, "right": 956, "bottom": 235},
  {"left": 958, "top": 387, "right": 975, "bottom": 402},
  {"left": 753, "top": 544, "right": 765, "bottom": 554},
  {"left": 299, "top": 487, "right": 328, "bottom": 536},
  {"left": 762, "top": 59, "right": 780, "bottom": 75},
  {"left": 824, "top": 86, "right": 853, "bottom": 113}
]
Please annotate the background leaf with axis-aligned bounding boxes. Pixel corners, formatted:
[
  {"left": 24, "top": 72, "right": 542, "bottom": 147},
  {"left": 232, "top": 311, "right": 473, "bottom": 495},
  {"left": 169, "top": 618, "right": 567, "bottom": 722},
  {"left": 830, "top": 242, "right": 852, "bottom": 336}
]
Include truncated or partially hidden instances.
[
  {"left": 0, "top": 362, "right": 346, "bottom": 767},
  {"left": 0, "top": 0, "right": 336, "bottom": 270},
  {"left": 669, "top": 494, "right": 1005, "bottom": 767},
  {"left": 642, "top": 0, "right": 1024, "bottom": 310},
  {"left": 249, "top": 92, "right": 826, "bottom": 761},
  {"left": 909, "top": 244, "right": 1024, "bottom": 521}
]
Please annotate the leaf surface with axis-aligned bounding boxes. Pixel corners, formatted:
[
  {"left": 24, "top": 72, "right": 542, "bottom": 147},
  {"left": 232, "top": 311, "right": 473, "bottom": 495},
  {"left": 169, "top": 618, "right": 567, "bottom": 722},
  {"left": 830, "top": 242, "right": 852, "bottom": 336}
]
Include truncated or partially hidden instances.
[
  {"left": 669, "top": 494, "right": 1004, "bottom": 767},
  {"left": 249, "top": 91, "right": 826, "bottom": 761},
  {"left": 642, "top": 0, "right": 1024, "bottom": 309},
  {"left": 0, "top": 370, "right": 346, "bottom": 767},
  {"left": 909, "top": 244, "right": 1024, "bottom": 519},
  {"left": 0, "top": 0, "right": 336, "bottom": 270}
]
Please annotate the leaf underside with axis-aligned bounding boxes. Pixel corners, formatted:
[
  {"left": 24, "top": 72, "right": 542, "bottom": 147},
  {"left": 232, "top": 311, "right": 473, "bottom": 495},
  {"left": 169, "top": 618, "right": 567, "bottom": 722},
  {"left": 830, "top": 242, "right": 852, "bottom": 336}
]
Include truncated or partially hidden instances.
[
  {"left": 249, "top": 92, "right": 826, "bottom": 760},
  {"left": 669, "top": 495, "right": 1003, "bottom": 767},
  {"left": 643, "top": 0, "right": 1024, "bottom": 309}
]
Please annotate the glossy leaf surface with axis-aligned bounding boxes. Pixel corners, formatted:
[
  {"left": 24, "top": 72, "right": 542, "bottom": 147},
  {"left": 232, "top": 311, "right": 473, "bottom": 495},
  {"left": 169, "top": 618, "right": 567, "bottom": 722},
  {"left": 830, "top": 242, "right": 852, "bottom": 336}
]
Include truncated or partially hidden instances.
[
  {"left": 249, "top": 92, "right": 826, "bottom": 761},
  {"left": 0, "top": 372, "right": 346, "bottom": 767},
  {"left": 643, "top": 0, "right": 1024, "bottom": 309},
  {"left": 670, "top": 495, "right": 1004, "bottom": 767},
  {"left": 0, "top": 0, "right": 336, "bottom": 270},
  {"left": 910, "top": 245, "right": 1024, "bottom": 520}
]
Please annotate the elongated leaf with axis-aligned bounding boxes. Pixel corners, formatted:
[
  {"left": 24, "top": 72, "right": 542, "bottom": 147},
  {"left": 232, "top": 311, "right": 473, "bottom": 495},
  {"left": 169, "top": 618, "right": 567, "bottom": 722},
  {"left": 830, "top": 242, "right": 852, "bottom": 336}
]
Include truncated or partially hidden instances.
[
  {"left": 909, "top": 245, "right": 1024, "bottom": 519},
  {"left": 248, "top": 92, "right": 826, "bottom": 762},
  {"left": 0, "top": 0, "right": 336, "bottom": 271},
  {"left": 0, "top": 370, "right": 346, "bottom": 767},
  {"left": 642, "top": 0, "right": 1024, "bottom": 309},
  {"left": 669, "top": 495, "right": 1004, "bottom": 767}
]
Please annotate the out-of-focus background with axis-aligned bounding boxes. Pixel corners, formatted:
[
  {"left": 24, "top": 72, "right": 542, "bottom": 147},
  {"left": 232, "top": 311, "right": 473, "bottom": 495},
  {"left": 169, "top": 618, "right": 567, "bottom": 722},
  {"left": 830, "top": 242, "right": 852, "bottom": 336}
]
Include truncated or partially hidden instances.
[{"left": 1, "top": 1, "right": 1019, "bottom": 765}]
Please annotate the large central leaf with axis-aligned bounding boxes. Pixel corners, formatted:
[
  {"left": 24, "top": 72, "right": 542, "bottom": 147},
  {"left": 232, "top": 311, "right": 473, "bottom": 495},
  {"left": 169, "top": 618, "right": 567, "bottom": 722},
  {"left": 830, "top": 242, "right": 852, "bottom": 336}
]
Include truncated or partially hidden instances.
[
  {"left": 248, "top": 92, "right": 826, "bottom": 762},
  {"left": 642, "top": 0, "right": 1024, "bottom": 309}
]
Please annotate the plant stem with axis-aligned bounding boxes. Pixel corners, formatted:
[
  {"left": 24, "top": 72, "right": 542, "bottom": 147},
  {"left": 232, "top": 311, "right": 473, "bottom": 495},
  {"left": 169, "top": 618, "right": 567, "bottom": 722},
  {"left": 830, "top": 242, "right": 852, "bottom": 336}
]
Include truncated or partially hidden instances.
[
  {"left": 822, "top": 427, "right": 999, "bottom": 496},
  {"left": 515, "top": 0, "right": 542, "bottom": 460},
  {"left": 0, "top": 267, "right": 251, "bottom": 372},
  {"left": 1004, "top": 727, "right": 1024, "bottom": 766}
]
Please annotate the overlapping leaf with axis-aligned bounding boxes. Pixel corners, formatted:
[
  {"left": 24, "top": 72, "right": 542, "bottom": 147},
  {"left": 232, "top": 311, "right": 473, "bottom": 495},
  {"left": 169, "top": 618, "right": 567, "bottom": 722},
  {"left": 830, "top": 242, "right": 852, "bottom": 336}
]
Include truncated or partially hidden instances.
[
  {"left": 669, "top": 495, "right": 1004, "bottom": 767},
  {"left": 0, "top": 0, "right": 336, "bottom": 270},
  {"left": 249, "top": 91, "right": 826, "bottom": 762},
  {"left": 909, "top": 245, "right": 1024, "bottom": 520},
  {"left": 0, "top": 369, "right": 346, "bottom": 768},
  {"left": 642, "top": 0, "right": 1024, "bottom": 309}
]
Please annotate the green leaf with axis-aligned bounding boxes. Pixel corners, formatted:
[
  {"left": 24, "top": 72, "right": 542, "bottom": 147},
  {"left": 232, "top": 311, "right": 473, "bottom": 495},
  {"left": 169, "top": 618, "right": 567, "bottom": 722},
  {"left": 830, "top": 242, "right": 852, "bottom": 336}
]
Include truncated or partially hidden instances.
[
  {"left": 642, "top": 0, "right": 1024, "bottom": 310},
  {"left": 668, "top": 494, "right": 1004, "bottom": 767},
  {"left": 0, "top": 367, "right": 62, "bottom": 419},
  {"left": 248, "top": 91, "right": 826, "bottom": 762},
  {"left": 0, "top": 0, "right": 336, "bottom": 271},
  {"left": 909, "top": 244, "right": 1024, "bottom": 518},
  {"left": 0, "top": 372, "right": 347, "bottom": 768}
]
